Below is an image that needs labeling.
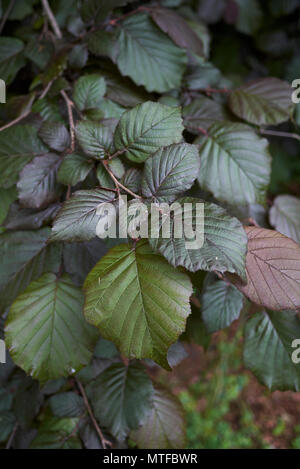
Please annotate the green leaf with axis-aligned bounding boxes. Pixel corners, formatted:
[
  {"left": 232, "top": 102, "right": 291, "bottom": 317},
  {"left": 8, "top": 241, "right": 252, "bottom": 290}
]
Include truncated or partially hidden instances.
[
  {"left": 229, "top": 227, "right": 300, "bottom": 311},
  {"left": 197, "top": 122, "right": 271, "bottom": 206},
  {"left": 39, "top": 121, "right": 70, "bottom": 152},
  {"left": 149, "top": 7, "right": 203, "bottom": 56},
  {"left": 4, "top": 203, "right": 60, "bottom": 231},
  {"left": 17, "top": 153, "right": 63, "bottom": 209},
  {"left": 142, "top": 143, "right": 200, "bottom": 202},
  {"left": 0, "top": 186, "right": 17, "bottom": 225},
  {"left": 88, "top": 30, "right": 118, "bottom": 60},
  {"left": 0, "top": 125, "right": 48, "bottom": 189},
  {"left": 32, "top": 98, "right": 64, "bottom": 122},
  {"left": 57, "top": 153, "right": 93, "bottom": 186},
  {"left": 202, "top": 274, "right": 244, "bottom": 333},
  {"left": 116, "top": 13, "right": 187, "bottom": 93},
  {"left": 0, "top": 37, "right": 24, "bottom": 84},
  {"left": 184, "top": 60, "right": 222, "bottom": 90},
  {"left": 183, "top": 96, "right": 226, "bottom": 133},
  {"left": 149, "top": 197, "right": 247, "bottom": 278},
  {"left": 269, "top": 0, "right": 299, "bottom": 16},
  {"left": 234, "top": 0, "right": 263, "bottom": 35},
  {"left": 49, "top": 392, "right": 85, "bottom": 418},
  {"left": 5, "top": 273, "right": 98, "bottom": 383},
  {"left": 131, "top": 384, "right": 186, "bottom": 449},
  {"left": 96, "top": 164, "right": 115, "bottom": 189},
  {"left": 14, "top": 377, "right": 43, "bottom": 428},
  {"left": 73, "top": 74, "right": 106, "bottom": 111},
  {"left": 0, "top": 411, "right": 16, "bottom": 442},
  {"left": 81, "top": 0, "right": 135, "bottom": 24},
  {"left": 88, "top": 362, "right": 153, "bottom": 441},
  {"left": 30, "top": 417, "right": 81, "bottom": 449},
  {"left": 50, "top": 189, "right": 116, "bottom": 242},
  {"left": 83, "top": 241, "right": 192, "bottom": 369},
  {"left": 68, "top": 44, "right": 88, "bottom": 69},
  {"left": 108, "top": 157, "right": 125, "bottom": 179},
  {"left": 24, "top": 38, "right": 53, "bottom": 69},
  {"left": 0, "top": 228, "right": 62, "bottom": 310},
  {"left": 244, "top": 310, "right": 300, "bottom": 391},
  {"left": 121, "top": 168, "right": 142, "bottom": 194},
  {"left": 63, "top": 238, "right": 109, "bottom": 286},
  {"left": 197, "top": 0, "right": 226, "bottom": 23},
  {"left": 269, "top": 195, "right": 300, "bottom": 244},
  {"left": 228, "top": 78, "right": 294, "bottom": 125},
  {"left": 75, "top": 121, "right": 113, "bottom": 159},
  {"left": 114, "top": 101, "right": 183, "bottom": 163},
  {"left": 182, "top": 304, "right": 211, "bottom": 349},
  {"left": 102, "top": 69, "right": 149, "bottom": 108}
]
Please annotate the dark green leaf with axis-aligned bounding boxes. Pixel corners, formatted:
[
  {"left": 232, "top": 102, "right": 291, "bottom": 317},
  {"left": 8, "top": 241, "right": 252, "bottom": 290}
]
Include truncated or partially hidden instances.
[
  {"left": 5, "top": 273, "right": 98, "bottom": 383},
  {"left": 116, "top": 13, "right": 187, "bottom": 93},
  {"left": 197, "top": 122, "right": 271, "bottom": 206},
  {"left": 51, "top": 189, "right": 116, "bottom": 242},
  {"left": 228, "top": 78, "right": 294, "bottom": 125},
  {"left": 89, "top": 362, "right": 153, "bottom": 441},
  {"left": 75, "top": 121, "right": 113, "bottom": 159},
  {"left": 131, "top": 384, "right": 186, "bottom": 449},
  {"left": 39, "top": 121, "right": 70, "bottom": 152},
  {"left": 49, "top": 392, "right": 85, "bottom": 418},
  {"left": 73, "top": 74, "right": 106, "bottom": 111},
  {"left": 0, "top": 125, "right": 48, "bottom": 189},
  {"left": 244, "top": 310, "right": 300, "bottom": 391},
  {"left": 0, "top": 228, "right": 62, "bottom": 310},
  {"left": 17, "top": 153, "right": 63, "bottom": 209},
  {"left": 57, "top": 153, "right": 93, "bottom": 186},
  {"left": 114, "top": 101, "right": 183, "bottom": 163},
  {"left": 269, "top": 195, "right": 300, "bottom": 244},
  {"left": 142, "top": 143, "right": 199, "bottom": 202},
  {"left": 84, "top": 241, "right": 192, "bottom": 369},
  {"left": 202, "top": 274, "right": 244, "bottom": 332}
]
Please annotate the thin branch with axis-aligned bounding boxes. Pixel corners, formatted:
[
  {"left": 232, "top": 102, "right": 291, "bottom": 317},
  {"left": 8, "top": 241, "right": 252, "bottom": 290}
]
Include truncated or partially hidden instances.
[
  {"left": 0, "top": 0, "right": 15, "bottom": 35},
  {"left": 75, "top": 378, "right": 111, "bottom": 449},
  {"left": 108, "top": 6, "right": 148, "bottom": 26},
  {"left": 60, "top": 90, "right": 75, "bottom": 152},
  {"left": 0, "top": 110, "right": 31, "bottom": 132},
  {"left": 108, "top": 149, "right": 127, "bottom": 160},
  {"left": 260, "top": 128, "right": 300, "bottom": 142},
  {"left": 41, "top": 0, "right": 62, "bottom": 39},
  {"left": 190, "top": 295, "right": 201, "bottom": 308},
  {"left": 201, "top": 87, "right": 230, "bottom": 97},
  {"left": 247, "top": 217, "right": 260, "bottom": 228},
  {"left": 39, "top": 79, "right": 54, "bottom": 100},
  {"left": 66, "top": 185, "right": 71, "bottom": 200},
  {"left": 102, "top": 161, "right": 142, "bottom": 199},
  {"left": 6, "top": 423, "right": 18, "bottom": 449}
]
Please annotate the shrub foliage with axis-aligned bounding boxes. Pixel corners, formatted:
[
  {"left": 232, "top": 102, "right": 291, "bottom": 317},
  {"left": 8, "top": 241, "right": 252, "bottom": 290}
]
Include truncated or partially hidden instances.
[{"left": 0, "top": 0, "right": 300, "bottom": 449}]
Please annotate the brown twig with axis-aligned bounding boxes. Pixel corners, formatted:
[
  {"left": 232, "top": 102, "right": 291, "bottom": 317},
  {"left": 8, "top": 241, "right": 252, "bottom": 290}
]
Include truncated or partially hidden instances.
[
  {"left": 260, "top": 128, "right": 300, "bottom": 142},
  {"left": 0, "top": 0, "right": 15, "bottom": 34},
  {"left": 6, "top": 423, "right": 18, "bottom": 449},
  {"left": 75, "top": 377, "right": 111, "bottom": 449},
  {"left": 102, "top": 161, "right": 141, "bottom": 199},
  {"left": 39, "top": 79, "right": 54, "bottom": 100},
  {"left": 206, "top": 87, "right": 230, "bottom": 95},
  {"left": 108, "top": 6, "right": 148, "bottom": 26},
  {"left": 108, "top": 149, "right": 127, "bottom": 160},
  {"left": 60, "top": 90, "right": 75, "bottom": 152},
  {"left": 0, "top": 110, "right": 31, "bottom": 132},
  {"left": 41, "top": 0, "right": 62, "bottom": 39},
  {"left": 190, "top": 295, "right": 201, "bottom": 308},
  {"left": 247, "top": 217, "right": 260, "bottom": 228}
]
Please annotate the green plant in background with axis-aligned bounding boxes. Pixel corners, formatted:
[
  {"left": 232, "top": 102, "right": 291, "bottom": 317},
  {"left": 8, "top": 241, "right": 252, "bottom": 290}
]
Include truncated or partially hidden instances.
[
  {"left": 0, "top": 0, "right": 299, "bottom": 449},
  {"left": 292, "top": 425, "right": 300, "bottom": 449},
  {"left": 179, "top": 333, "right": 270, "bottom": 449}
]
